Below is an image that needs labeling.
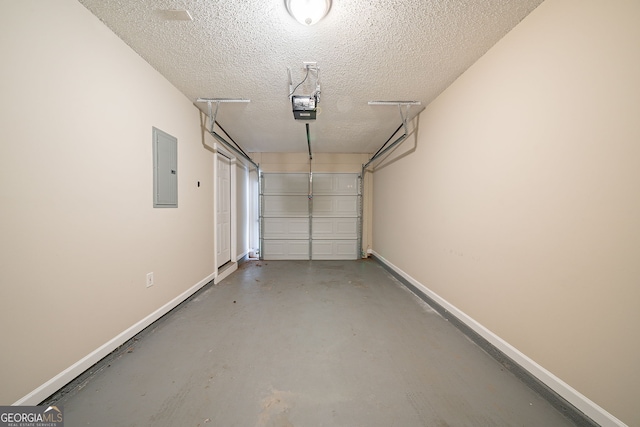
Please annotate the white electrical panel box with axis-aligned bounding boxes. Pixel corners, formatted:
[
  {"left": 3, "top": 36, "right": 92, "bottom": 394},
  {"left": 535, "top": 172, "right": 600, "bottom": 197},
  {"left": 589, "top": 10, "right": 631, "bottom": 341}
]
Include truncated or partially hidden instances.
[{"left": 153, "top": 127, "right": 178, "bottom": 208}]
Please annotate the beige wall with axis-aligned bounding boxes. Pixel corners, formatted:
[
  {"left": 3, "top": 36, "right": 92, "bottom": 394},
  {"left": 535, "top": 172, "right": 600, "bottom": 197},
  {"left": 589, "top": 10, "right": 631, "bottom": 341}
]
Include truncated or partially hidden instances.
[
  {"left": 0, "top": 1, "right": 215, "bottom": 404},
  {"left": 372, "top": 0, "right": 640, "bottom": 425},
  {"left": 252, "top": 152, "right": 369, "bottom": 174}
]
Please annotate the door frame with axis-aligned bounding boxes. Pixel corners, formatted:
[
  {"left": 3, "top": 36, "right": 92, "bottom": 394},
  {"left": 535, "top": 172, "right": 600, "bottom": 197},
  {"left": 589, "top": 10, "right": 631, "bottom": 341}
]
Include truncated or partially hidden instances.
[{"left": 213, "top": 143, "right": 237, "bottom": 284}]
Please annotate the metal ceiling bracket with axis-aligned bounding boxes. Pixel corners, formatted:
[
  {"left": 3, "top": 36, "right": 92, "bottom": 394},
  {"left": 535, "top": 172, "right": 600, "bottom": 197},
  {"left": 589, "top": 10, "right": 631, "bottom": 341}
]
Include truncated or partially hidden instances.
[
  {"left": 288, "top": 63, "right": 320, "bottom": 102},
  {"left": 195, "top": 98, "right": 250, "bottom": 133},
  {"left": 287, "top": 68, "right": 294, "bottom": 99},
  {"left": 368, "top": 101, "right": 421, "bottom": 135}
]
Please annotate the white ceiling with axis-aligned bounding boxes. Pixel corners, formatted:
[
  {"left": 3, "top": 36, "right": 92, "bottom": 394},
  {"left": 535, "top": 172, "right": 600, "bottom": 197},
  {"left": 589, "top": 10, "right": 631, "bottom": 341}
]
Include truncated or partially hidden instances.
[{"left": 77, "top": 0, "right": 543, "bottom": 154}]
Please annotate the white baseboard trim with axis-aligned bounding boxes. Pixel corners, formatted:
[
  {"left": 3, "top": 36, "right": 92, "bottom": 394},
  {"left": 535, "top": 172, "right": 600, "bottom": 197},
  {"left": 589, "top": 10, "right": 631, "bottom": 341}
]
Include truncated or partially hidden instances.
[
  {"left": 13, "top": 272, "right": 216, "bottom": 406},
  {"left": 236, "top": 251, "right": 249, "bottom": 262},
  {"left": 214, "top": 262, "right": 237, "bottom": 284},
  {"left": 370, "top": 250, "right": 626, "bottom": 427}
]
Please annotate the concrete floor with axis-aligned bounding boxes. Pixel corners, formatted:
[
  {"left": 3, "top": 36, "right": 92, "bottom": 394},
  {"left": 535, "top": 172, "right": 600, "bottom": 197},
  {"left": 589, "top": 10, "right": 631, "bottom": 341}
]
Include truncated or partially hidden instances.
[{"left": 58, "top": 260, "right": 578, "bottom": 426}]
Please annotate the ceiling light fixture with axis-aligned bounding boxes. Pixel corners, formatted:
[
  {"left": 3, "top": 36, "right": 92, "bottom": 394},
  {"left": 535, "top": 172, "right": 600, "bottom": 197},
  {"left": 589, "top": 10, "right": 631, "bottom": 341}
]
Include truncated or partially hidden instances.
[{"left": 285, "top": 0, "right": 331, "bottom": 26}]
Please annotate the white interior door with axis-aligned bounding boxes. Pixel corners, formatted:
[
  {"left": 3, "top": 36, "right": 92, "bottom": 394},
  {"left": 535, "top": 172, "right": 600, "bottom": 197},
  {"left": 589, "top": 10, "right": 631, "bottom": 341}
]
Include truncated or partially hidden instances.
[{"left": 217, "top": 154, "right": 232, "bottom": 267}]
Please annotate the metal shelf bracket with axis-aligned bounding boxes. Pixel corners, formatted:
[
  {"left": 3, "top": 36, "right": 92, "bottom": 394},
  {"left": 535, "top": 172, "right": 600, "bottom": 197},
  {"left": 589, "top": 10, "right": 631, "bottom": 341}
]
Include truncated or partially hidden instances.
[
  {"left": 368, "top": 101, "right": 421, "bottom": 135},
  {"left": 195, "top": 98, "right": 250, "bottom": 133}
]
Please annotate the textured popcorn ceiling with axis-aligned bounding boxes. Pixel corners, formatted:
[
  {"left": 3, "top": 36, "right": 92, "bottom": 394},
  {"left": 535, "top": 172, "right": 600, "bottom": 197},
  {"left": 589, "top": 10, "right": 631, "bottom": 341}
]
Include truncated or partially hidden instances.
[{"left": 77, "top": 0, "right": 543, "bottom": 153}]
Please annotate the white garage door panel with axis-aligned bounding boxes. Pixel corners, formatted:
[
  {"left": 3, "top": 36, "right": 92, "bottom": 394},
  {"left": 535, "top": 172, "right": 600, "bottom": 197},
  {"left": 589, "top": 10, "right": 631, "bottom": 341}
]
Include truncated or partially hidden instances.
[
  {"left": 263, "top": 240, "right": 309, "bottom": 260},
  {"left": 312, "top": 218, "right": 357, "bottom": 239},
  {"left": 263, "top": 217, "right": 309, "bottom": 239},
  {"left": 312, "top": 196, "right": 358, "bottom": 217},
  {"left": 263, "top": 173, "right": 309, "bottom": 195},
  {"left": 263, "top": 195, "right": 309, "bottom": 217},
  {"left": 313, "top": 174, "right": 359, "bottom": 195},
  {"left": 312, "top": 240, "right": 358, "bottom": 260}
]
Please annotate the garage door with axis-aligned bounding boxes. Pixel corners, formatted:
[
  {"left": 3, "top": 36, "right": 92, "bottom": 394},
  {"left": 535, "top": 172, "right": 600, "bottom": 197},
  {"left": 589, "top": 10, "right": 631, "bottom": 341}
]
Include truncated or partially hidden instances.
[
  {"left": 260, "top": 173, "right": 360, "bottom": 260},
  {"left": 261, "top": 173, "right": 310, "bottom": 260}
]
